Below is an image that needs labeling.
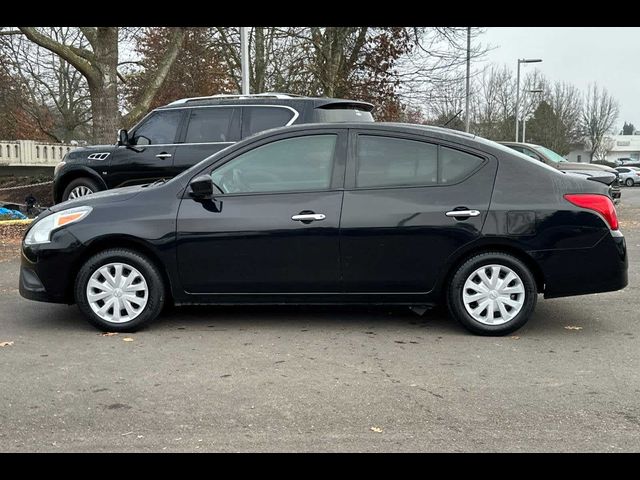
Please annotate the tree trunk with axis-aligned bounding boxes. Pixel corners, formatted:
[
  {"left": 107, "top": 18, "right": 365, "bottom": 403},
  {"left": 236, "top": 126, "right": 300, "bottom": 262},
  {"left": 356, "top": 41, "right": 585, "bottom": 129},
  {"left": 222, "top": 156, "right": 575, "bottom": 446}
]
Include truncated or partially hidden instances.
[
  {"left": 253, "top": 27, "right": 265, "bottom": 93},
  {"left": 88, "top": 28, "right": 119, "bottom": 144}
]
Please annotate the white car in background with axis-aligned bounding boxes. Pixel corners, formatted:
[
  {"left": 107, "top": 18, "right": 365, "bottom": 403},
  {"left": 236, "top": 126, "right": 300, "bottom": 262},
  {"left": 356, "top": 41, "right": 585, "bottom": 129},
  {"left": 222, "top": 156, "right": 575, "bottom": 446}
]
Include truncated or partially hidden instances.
[{"left": 615, "top": 166, "right": 640, "bottom": 187}]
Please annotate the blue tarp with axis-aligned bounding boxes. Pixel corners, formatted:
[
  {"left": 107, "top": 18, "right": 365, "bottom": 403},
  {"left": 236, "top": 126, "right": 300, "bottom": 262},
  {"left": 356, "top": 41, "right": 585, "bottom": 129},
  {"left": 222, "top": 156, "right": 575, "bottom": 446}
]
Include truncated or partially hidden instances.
[{"left": 0, "top": 207, "right": 28, "bottom": 220}]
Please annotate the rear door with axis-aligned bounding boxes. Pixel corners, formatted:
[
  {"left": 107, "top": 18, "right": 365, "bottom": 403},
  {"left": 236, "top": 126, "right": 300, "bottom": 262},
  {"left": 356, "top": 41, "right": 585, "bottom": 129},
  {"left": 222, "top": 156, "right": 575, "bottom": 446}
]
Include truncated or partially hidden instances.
[
  {"left": 106, "top": 109, "right": 184, "bottom": 188},
  {"left": 171, "top": 106, "right": 241, "bottom": 176},
  {"left": 339, "top": 129, "right": 497, "bottom": 293}
]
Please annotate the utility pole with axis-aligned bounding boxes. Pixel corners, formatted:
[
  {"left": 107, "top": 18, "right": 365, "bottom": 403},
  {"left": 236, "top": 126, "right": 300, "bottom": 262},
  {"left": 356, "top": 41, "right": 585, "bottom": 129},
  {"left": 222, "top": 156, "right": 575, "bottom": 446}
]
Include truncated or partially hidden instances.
[
  {"left": 515, "top": 58, "right": 542, "bottom": 141},
  {"left": 240, "top": 27, "right": 250, "bottom": 95},
  {"left": 465, "top": 27, "right": 471, "bottom": 133}
]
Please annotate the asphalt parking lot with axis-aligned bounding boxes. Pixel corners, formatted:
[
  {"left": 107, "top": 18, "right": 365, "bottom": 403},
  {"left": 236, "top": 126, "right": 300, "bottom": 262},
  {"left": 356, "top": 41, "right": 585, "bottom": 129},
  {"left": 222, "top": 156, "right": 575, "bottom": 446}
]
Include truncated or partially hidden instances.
[{"left": 1, "top": 190, "right": 639, "bottom": 452}]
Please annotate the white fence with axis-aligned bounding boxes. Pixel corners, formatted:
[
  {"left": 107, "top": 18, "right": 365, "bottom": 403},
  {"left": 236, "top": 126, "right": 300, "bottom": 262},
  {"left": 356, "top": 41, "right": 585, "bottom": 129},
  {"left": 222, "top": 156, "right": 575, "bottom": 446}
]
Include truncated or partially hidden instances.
[{"left": 0, "top": 140, "right": 77, "bottom": 166}]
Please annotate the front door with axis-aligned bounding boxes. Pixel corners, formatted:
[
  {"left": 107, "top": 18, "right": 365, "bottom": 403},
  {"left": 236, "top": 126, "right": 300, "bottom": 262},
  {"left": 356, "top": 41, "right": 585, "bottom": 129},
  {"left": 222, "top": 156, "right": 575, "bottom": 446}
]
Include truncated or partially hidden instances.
[
  {"left": 176, "top": 129, "right": 347, "bottom": 295},
  {"left": 340, "top": 130, "right": 497, "bottom": 293},
  {"left": 106, "top": 109, "right": 184, "bottom": 188}
]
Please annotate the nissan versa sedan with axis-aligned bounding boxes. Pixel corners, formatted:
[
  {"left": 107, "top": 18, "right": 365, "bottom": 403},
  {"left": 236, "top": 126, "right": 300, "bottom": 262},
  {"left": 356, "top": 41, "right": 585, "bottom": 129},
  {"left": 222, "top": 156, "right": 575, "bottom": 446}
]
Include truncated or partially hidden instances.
[{"left": 20, "top": 123, "right": 628, "bottom": 335}]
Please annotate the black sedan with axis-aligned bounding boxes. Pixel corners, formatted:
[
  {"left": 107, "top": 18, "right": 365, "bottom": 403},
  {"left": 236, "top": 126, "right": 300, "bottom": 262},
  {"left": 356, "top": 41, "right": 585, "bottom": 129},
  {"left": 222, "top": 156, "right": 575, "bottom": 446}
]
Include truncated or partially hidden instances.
[{"left": 19, "top": 123, "right": 628, "bottom": 335}]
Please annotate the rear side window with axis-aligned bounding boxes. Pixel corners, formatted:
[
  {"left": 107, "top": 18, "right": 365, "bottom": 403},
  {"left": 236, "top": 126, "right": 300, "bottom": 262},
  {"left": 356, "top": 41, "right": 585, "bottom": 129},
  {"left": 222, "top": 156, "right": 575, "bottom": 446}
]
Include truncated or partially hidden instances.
[
  {"left": 356, "top": 135, "right": 484, "bottom": 188},
  {"left": 314, "top": 108, "right": 374, "bottom": 123},
  {"left": 185, "top": 108, "right": 239, "bottom": 143},
  {"left": 244, "top": 107, "right": 295, "bottom": 137},
  {"left": 440, "top": 147, "right": 484, "bottom": 183},
  {"left": 357, "top": 136, "right": 438, "bottom": 188},
  {"left": 132, "top": 110, "right": 183, "bottom": 145}
]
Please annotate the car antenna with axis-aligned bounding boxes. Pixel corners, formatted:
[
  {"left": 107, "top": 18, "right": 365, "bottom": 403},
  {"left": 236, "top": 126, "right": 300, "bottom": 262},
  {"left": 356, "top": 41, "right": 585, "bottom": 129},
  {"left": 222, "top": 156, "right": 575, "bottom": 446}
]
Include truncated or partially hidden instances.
[{"left": 441, "top": 110, "right": 463, "bottom": 127}]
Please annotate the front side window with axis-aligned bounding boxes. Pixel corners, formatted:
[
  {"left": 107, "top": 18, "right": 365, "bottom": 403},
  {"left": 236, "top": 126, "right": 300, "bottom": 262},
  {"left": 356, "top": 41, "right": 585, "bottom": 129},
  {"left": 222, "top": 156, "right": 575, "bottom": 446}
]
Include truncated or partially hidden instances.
[
  {"left": 185, "top": 108, "right": 239, "bottom": 143},
  {"left": 132, "top": 110, "right": 183, "bottom": 145},
  {"left": 244, "top": 107, "right": 295, "bottom": 137},
  {"left": 356, "top": 135, "right": 484, "bottom": 188},
  {"left": 211, "top": 134, "right": 337, "bottom": 194}
]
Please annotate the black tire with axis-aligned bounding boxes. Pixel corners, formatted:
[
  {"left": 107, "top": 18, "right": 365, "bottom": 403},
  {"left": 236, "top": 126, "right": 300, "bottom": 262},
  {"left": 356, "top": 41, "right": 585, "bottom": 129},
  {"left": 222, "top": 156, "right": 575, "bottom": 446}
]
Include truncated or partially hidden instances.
[
  {"left": 62, "top": 177, "right": 101, "bottom": 201},
  {"left": 74, "top": 248, "right": 165, "bottom": 332},
  {"left": 447, "top": 252, "right": 537, "bottom": 336},
  {"left": 625, "top": 178, "right": 634, "bottom": 187}
]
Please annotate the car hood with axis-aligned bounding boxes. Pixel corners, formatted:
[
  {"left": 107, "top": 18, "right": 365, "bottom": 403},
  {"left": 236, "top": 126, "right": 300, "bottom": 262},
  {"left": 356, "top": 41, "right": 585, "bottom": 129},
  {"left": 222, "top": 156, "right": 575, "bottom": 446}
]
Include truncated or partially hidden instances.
[
  {"left": 48, "top": 184, "right": 146, "bottom": 212},
  {"left": 560, "top": 162, "right": 617, "bottom": 173}
]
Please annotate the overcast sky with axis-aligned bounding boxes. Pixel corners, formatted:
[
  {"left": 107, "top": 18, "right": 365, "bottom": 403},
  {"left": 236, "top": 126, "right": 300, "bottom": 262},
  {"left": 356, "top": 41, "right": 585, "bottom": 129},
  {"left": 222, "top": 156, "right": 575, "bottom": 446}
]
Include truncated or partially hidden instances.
[{"left": 479, "top": 27, "right": 640, "bottom": 132}]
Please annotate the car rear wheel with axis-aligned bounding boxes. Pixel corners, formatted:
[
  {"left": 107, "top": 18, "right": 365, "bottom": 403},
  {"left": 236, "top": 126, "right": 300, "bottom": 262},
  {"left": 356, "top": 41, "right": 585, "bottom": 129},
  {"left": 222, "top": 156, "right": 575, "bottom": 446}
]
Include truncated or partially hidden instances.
[
  {"left": 625, "top": 178, "right": 634, "bottom": 187},
  {"left": 63, "top": 177, "right": 101, "bottom": 201},
  {"left": 75, "top": 249, "right": 165, "bottom": 332},
  {"left": 447, "top": 252, "right": 537, "bottom": 335}
]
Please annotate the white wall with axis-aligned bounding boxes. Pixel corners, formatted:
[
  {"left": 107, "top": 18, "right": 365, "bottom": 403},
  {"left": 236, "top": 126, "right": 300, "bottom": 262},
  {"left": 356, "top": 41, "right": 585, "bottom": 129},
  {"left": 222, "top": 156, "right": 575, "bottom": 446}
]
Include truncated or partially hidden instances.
[{"left": 0, "top": 140, "right": 76, "bottom": 166}]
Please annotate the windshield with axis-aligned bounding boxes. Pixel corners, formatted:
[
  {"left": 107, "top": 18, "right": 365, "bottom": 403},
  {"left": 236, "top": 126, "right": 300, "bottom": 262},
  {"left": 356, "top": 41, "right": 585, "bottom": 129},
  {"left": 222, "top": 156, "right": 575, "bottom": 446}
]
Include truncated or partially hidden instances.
[{"left": 531, "top": 145, "right": 567, "bottom": 163}]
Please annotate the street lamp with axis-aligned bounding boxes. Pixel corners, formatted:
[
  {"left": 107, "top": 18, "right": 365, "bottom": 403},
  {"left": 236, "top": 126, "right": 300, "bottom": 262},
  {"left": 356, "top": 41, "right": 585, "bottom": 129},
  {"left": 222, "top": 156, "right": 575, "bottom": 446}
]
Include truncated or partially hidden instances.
[
  {"left": 515, "top": 58, "right": 542, "bottom": 142},
  {"left": 522, "top": 88, "right": 543, "bottom": 143}
]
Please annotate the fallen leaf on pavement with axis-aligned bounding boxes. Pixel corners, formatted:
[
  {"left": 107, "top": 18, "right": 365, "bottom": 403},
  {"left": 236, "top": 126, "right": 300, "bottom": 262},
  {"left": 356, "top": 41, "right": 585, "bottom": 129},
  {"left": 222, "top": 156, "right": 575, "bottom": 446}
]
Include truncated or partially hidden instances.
[
  {"left": 564, "top": 326, "right": 583, "bottom": 330},
  {"left": 122, "top": 337, "right": 134, "bottom": 342},
  {"left": 370, "top": 427, "right": 383, "bottom": 433},
  {"left": 0, "top": 341, "right": 14, "bottom": 347},
  {"left": 510, "top": 336, "right": 520, "bottom": 340},
  {"left": 101, "top": 332, "right": 118, "bottom": 337}
]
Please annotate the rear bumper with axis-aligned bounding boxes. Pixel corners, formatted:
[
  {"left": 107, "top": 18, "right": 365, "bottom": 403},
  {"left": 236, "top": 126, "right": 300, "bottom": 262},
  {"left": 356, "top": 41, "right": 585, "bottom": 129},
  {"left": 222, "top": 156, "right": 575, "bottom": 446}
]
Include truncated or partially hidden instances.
[{"left": 531, "top": 231, "right": 628, "bottom": 299}]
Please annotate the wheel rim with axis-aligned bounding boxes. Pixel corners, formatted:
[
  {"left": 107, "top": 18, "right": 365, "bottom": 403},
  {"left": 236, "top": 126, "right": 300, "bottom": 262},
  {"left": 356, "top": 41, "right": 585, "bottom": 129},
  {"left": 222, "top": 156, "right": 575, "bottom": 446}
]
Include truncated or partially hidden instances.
[
  {"left": 462, "top": 264, "right": 526, "bottom": 325},
  {"left": 68, "top": 185, "right": 94, "bottom": 199},
  {"left": 86, "top": 262, "right": 149, "bottom": 324},
  {"left": 626, "top": 179, "right": 634, "bottom": 186}
]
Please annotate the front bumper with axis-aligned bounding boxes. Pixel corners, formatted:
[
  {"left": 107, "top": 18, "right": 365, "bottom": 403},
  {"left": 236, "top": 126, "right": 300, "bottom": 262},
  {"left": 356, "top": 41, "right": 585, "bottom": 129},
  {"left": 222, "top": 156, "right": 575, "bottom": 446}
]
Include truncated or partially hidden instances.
[{"left": 19, "top": 228, "right": 85, "bottom": 304}]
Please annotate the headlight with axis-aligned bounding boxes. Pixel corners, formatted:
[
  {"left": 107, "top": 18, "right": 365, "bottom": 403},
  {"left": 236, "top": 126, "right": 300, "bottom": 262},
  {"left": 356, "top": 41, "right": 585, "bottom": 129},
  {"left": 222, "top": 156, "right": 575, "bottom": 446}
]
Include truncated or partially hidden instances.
[
  {"left": 54, "top": 161, "right": 66, "bottom": 176},
  {"left": 24, "top": 206, "right": 92, "bottom": 245}
]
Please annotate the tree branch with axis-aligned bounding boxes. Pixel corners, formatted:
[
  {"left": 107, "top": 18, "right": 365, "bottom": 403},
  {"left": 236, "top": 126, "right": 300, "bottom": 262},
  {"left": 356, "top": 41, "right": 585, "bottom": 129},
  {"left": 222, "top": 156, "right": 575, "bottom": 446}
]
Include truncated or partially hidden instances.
[
  {"left": 18, "top": 27, "right": 97, "bottom": 82},
  {"left": 122, "top": 27, "right": 186, "bottom": 126}
]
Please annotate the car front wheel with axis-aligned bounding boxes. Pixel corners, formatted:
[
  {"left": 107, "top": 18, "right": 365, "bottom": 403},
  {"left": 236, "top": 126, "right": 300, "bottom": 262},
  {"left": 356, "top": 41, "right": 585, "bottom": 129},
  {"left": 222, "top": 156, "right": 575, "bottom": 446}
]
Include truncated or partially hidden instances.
[
  {"left": 447, "top": 252, "right": 537, "bottom": 336},
  {"left": 626, "top": 178, "right": 634, "bottom": 187},
  {"left": 62, "top": 177, "right": 101, "bottom": 201},
  {"left": 74, "top": 249, "right": 165, "bottom": 332}
]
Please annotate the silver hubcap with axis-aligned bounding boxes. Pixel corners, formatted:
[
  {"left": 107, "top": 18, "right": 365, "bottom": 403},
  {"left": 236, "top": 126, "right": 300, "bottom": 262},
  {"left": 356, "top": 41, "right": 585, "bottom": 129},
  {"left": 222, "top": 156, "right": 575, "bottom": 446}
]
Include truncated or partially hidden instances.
[
  {"left": 68, "top": 185, "right": 94, "bottom": 199},
  {"left": 86, "top": 262, "right": 149, "bottom": 324},
  {"left": 462, "top": 264, "right": 526, "bottom": 325}
]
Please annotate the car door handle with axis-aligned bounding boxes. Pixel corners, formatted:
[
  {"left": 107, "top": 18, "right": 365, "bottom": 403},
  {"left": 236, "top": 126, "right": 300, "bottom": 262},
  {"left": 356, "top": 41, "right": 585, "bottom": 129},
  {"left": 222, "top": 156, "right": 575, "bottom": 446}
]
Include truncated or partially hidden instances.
[
  {"left": 445, "top": 209, "right": 480, "bottom": 218},
  {"left": 291, "top": 213, "right": 326, "bottom": 222},
  {"left": 156, "top": 153, "right": 172, "bottom": 159}
]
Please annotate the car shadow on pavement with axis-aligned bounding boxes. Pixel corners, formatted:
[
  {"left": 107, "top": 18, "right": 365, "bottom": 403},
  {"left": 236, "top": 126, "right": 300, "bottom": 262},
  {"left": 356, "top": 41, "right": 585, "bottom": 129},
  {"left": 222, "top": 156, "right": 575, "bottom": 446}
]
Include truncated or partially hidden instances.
[{"left": 14, "top": 295, "right": 602, "bottom": 338}]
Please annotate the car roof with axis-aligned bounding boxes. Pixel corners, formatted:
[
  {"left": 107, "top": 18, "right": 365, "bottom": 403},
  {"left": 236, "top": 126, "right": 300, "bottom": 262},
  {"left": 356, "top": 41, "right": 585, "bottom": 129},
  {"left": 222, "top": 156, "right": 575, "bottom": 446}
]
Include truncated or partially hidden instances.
[
  {"left": 238, "top": 121, "right": 490, "bottom": 147},
  {"left": 499, "top": 141, "right": 544, "bottom": 149},
  {"left": 157, "top": 93, "right": 374, "bottom": 111}
]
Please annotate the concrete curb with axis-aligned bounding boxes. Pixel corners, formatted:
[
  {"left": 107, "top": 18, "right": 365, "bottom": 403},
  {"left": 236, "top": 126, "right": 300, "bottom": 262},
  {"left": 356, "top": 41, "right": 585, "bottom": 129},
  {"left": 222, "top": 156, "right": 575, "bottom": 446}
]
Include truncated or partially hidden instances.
[{"left": 0, "top": 219, "right": 32, "bottom": 226}]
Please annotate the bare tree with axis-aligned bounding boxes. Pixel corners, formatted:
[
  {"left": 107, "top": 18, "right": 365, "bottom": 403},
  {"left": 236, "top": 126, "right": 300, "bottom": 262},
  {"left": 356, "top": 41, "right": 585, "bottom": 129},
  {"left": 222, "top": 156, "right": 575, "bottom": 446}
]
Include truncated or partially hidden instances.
[
  {"left": 581, "top": 83, "right": 619, "bottom": 162},
  {"left": 12, "top": 27, "right": 186, "bottom": 143},
  {"left": 0, "top": 27, "right": 92, "bottom": 142}
]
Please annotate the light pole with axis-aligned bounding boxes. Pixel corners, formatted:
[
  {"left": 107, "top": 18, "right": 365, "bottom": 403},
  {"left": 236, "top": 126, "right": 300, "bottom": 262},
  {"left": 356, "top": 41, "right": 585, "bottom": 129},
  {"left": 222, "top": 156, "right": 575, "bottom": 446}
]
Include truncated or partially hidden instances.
[
  {"left": 465, "top": 27, "right": 471, "bottom": 133},
  {"left": 522, "top": 88, "right": 543, "bottom": 143},
  {"left": 240, "top": 27, "right": 250, "bottom": 95},
  {"left": 515, "top": 58, "right": 542, "bottom": 142}
]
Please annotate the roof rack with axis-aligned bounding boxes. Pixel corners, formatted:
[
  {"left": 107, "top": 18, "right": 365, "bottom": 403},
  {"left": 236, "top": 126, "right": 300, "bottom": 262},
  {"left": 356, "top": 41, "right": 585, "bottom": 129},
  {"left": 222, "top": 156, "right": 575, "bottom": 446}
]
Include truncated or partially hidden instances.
[{"left": 167, "top": 92, "right": 303, "bottom": 106}]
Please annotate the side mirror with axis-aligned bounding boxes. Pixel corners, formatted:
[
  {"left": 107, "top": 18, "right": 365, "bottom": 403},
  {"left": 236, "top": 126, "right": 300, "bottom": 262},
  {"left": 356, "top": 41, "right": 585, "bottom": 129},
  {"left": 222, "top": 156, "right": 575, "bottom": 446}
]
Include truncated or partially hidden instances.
[
  {"left": 117, "top": 129, "right": 130, "bottom": 146},
  {"left": 189, "top": 175, "right": 214, "bottom": 199}
]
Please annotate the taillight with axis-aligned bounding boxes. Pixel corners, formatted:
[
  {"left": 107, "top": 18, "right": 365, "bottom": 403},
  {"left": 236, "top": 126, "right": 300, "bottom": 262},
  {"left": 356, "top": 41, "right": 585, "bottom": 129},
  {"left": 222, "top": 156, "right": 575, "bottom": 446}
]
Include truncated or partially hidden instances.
[{"left": 564, "top": 193, "right": 619, "bottom": 230}]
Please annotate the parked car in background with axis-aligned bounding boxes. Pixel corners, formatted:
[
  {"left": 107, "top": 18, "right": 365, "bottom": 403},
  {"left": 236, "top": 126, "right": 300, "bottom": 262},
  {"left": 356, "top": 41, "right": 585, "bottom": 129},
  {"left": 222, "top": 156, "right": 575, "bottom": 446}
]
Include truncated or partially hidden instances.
[
  {"left": 52, "top": 93, "right": 374, "bottom": 203},
  {"left": 616, "top": 166, "right": 640, "bottom": 186},
  {"left": 500, "top": 142, "right": 621, "bottom": 202},
  {"left": 21, "top": 123, "right": 627, "bottom": 336}
]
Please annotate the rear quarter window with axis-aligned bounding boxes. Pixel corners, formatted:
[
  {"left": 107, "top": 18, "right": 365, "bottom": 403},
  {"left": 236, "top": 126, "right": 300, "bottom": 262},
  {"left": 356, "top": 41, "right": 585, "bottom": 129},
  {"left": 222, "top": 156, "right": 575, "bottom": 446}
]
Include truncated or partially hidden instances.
[{"left": 243, "top": 107, "right": 295, "bottom": 137}]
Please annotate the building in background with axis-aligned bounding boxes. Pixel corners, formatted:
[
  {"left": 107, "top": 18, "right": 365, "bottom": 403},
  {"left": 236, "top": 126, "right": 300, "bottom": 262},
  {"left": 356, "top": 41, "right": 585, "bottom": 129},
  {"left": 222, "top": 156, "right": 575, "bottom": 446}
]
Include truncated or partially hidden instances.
[{"left": 566, "top": 135, "right": 640, "bottom": 164}]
